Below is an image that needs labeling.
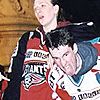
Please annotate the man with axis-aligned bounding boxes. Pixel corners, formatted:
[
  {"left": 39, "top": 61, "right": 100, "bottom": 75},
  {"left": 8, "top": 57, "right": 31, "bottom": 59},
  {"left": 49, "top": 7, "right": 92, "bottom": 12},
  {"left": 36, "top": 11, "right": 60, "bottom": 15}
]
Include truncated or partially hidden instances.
[{"left": 46, "top": 27, "right": 100, "bottom": 100}]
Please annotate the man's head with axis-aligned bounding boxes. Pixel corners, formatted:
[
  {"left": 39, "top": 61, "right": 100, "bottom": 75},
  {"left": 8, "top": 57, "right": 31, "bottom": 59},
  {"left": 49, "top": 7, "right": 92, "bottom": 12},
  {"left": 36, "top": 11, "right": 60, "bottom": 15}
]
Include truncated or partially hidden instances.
[
  {"left": 33, "top": 0, "right": 66, "bottom": 27},
  {"left": 46, "top": 27, "right": 78, "bottom": 76}
]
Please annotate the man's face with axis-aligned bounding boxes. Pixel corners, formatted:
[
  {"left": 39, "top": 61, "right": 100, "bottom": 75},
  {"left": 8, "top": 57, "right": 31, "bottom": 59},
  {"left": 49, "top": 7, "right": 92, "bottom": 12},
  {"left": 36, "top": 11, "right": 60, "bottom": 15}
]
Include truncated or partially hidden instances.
[
  {"left": 34, "top": 0, "right": 58, "bottom": 26},
  {"left": 49, "top": 45, "right": 77, "bottom": 76}
]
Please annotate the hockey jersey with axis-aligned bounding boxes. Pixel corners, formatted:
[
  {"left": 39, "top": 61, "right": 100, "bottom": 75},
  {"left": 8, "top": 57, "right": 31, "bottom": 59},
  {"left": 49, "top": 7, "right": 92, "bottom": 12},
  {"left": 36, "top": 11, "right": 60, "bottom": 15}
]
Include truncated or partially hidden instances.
[{"left": 48, "top": 42, "right": 99, "bottom": 100}]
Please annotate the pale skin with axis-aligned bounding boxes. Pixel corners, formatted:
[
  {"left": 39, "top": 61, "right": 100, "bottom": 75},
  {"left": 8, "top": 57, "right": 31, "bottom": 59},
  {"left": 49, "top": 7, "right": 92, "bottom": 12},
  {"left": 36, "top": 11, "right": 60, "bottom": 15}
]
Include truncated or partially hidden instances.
[
  {"left": 33, "top": 0, "right": 60, "bottom": 70},
  {"left": 33, "top": 0, "right": 80, "bottom": 76},
  {"left": 34, "top": 0, "right": 59, "bottom": 33},
  {"left": 49, "top": 44, "right": 79, "bottom": 76}
]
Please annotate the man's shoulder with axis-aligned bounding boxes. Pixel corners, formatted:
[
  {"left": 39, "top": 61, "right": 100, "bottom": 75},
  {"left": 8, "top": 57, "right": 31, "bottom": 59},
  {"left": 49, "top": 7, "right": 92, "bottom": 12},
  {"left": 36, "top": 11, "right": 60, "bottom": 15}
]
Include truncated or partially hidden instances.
[{"left": 76, "top": 42, "right": 98, "bottom": 76}]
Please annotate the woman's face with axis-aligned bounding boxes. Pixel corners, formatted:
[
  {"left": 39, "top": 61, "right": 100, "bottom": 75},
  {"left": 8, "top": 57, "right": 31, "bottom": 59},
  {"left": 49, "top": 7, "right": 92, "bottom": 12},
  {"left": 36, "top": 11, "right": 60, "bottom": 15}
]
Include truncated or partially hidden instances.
[{"left": 34, "top": 0, "right": 58, "bottom": 26}]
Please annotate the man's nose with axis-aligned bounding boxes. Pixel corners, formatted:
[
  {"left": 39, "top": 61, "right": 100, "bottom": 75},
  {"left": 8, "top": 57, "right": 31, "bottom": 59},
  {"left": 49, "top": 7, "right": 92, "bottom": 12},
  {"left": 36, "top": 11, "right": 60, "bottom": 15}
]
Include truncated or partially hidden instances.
[{"left": 60, "top": 58, "right": 66, "bottom": 67}]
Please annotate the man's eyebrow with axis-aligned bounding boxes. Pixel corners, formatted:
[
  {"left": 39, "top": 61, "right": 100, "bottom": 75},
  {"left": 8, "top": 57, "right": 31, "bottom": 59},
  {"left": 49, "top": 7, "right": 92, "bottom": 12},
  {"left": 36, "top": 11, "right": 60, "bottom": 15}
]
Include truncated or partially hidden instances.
[
  {"left": 62, "top": 51, "right": 69, "bottom": 57},
  {"left": 52, "top": 56, "right": 58, "bottom": 59}
]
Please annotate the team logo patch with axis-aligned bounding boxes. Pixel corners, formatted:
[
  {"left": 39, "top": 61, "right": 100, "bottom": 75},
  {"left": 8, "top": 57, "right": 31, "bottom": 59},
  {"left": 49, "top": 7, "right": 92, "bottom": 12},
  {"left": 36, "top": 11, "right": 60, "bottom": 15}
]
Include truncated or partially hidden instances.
[{"left": 22, "top": 63, "right": 47, "bottom": 90}]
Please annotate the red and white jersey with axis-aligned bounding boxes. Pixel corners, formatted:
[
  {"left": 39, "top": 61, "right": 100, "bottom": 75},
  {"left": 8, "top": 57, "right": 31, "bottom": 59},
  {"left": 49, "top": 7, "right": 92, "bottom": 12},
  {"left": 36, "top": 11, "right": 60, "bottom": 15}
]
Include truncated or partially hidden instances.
[
  {"left": 48, "top": 56, "right": 100, "bottom": 100},
  {"left": 20, "top": 32, "right": 53, "bottom": 100}
]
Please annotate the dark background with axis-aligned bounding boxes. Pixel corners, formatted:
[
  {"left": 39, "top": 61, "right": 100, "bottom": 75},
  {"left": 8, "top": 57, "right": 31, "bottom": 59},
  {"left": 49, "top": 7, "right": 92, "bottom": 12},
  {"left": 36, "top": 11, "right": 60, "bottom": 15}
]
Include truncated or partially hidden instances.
[{"left": 61, "top": 0, "right": 100, "bottom": 32}]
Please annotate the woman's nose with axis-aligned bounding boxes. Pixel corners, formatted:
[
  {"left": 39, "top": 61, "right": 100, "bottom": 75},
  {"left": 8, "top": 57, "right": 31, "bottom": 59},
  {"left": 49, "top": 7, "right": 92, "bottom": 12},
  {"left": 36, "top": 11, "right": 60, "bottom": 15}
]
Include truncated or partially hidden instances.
[{"left": 35, "top": 7, "right": 41, "bottom": 14}]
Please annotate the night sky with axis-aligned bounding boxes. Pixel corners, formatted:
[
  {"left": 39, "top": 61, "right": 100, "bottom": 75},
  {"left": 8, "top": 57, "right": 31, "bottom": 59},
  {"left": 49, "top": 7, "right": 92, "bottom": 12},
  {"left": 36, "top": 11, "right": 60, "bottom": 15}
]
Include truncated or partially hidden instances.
[{"left": 61, "top": 0, "right": 100, "bottom": 32}]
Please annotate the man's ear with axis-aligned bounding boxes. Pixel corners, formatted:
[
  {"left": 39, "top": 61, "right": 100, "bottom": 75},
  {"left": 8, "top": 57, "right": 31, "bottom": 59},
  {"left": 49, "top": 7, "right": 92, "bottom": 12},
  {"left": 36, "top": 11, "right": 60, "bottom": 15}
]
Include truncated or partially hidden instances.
[
  {"left": 47, "top": 54, "right": 54, "bottom": 69},
  {"left": 73, "top": 43, "right": 78, "bottom": 54},
  {"left": 54, "top": 4, "right": 59, "bottom": 15}
]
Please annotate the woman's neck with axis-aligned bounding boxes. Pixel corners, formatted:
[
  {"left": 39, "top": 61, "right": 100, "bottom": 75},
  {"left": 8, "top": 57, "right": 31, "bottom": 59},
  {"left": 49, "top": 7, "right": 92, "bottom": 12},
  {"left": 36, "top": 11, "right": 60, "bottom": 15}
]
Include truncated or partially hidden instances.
[{"left": 43, "top": 17, "right": 57, "bottom": 33}]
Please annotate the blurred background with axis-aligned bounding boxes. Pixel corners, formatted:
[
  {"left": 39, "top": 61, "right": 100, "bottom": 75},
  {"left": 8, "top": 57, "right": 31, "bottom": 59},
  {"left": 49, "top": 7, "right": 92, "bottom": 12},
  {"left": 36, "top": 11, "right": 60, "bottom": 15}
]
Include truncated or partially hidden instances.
[
  {"left": 0, "top": 0, "right": 100, "bottom": 70},
  {"left": 61, "top": 0, "right": 100, "bottom": 31}
]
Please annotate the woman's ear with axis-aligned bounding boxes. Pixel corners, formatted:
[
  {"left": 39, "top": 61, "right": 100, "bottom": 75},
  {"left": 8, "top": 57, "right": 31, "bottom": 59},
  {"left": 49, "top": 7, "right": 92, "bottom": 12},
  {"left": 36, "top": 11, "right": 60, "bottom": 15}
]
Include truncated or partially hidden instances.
[
  {"left": 73, "top": 43, "right": 78, "bottom": 54},
  {"left": 54, "top": 4, "right": 59, "bottom": 15}
]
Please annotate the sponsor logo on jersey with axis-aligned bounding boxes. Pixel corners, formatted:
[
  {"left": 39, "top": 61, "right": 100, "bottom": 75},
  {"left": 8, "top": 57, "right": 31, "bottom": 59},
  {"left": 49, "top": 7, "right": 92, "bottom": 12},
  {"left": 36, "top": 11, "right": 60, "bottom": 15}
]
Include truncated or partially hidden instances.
[
  {"left": 72, "top": 87, "right": 100, "bottom": 100},
  {"left": 24, "top": 49, "right": 49, "bottom": 63},
  {"left": 48, "top": 65, "right": 64, "bottom": 91}
]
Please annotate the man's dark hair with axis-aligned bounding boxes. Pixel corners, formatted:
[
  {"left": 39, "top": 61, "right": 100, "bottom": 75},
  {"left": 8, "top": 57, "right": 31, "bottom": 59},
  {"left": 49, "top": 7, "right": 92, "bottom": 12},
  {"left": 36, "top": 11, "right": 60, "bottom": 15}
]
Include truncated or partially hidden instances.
[{"left": 46, "top": 27, "right": 74, "bottom": 50}]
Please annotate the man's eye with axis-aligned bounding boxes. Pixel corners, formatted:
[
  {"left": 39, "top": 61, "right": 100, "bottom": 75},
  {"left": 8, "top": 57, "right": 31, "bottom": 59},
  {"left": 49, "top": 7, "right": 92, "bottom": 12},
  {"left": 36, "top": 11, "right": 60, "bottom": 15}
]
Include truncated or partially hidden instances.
[
  {"left": 54, "top": 58, "right": 58, "bottom": 60},
  {"left": 54, "top": 57, "right": 59, "bottom": 61},
  {"left": 64, "top": 53, "right": 68, "bottom": 56},
  {"left": 41, "top": 4, "right": 46, "bottom": 7}
]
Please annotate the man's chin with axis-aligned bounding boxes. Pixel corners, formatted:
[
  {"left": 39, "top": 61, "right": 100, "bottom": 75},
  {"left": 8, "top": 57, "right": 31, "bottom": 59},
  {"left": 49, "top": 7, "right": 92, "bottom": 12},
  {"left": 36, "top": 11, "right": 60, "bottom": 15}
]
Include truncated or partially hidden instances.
[{"left": 66, "top": 71, "right": 75, "bottom": 76}]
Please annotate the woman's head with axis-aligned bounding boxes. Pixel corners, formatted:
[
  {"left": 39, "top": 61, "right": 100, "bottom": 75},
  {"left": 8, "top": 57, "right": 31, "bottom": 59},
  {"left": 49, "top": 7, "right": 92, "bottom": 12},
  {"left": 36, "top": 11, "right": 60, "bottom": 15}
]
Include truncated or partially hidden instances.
[{"left": 33, "top": 0, "right": 66, "bottom": 27}]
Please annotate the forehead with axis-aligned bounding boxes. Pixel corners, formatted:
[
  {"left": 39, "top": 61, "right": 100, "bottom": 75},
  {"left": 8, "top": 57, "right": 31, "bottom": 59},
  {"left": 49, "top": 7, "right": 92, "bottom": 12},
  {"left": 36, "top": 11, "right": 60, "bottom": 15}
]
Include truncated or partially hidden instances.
[
  {"left": 49, "top": 45, "right": 71, "bottom": 57},
  {"left": 34, "top": 0, "right": 52, "bottom": 5}
]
